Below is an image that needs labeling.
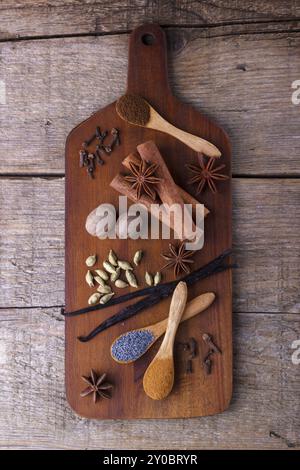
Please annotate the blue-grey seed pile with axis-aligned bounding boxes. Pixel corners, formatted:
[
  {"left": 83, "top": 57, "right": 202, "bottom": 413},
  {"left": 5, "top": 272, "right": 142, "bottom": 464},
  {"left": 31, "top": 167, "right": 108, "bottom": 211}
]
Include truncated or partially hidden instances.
[{"left": 111, "top": 329, "right": 155, "bottom": 362}]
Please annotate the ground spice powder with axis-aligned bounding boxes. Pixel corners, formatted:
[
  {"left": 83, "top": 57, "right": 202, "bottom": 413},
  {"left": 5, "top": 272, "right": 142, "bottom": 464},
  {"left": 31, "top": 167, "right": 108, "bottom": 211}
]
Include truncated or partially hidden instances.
[
  {"left": 143, "top": 357, "right": 174, "bottom": 400},
  {"left": 116, "top": 94, "right": 150, "bottom": 126}
]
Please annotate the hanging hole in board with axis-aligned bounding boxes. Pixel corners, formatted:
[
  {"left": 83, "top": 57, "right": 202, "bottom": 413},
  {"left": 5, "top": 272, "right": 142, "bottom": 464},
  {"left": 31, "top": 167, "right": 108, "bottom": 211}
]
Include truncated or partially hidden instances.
[{"left": 141, "top": 33, "right": 155, "bottom": 46}]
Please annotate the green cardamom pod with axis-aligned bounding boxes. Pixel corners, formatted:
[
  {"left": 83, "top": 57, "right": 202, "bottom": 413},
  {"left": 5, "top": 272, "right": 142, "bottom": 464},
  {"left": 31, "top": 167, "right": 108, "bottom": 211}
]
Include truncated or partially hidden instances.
[
  {"left": 110, "top": 267, "right": 121, "bottom": 282},
  {"left": 145, "top": 271, "right": 153, "bottom": 286},
  {"left": 108, "top": 249, "right": 118, "bottom": 266},
  {"left": 85, "top": 270, "right": 94, "bottom": 288},
  {"left": 94, "top": 269, "right": 109, "bottom": 281},
  {"left": 115, "top": 279, "right": 129, "bottom": 288},
  {"left": 154, "top": 271, "right": 161, "bottom": 286},
  {"left": 126, "top": 270, "right": 138, "bottom": 288},
  {"left": 133, "top": 250, "right": 143, "bottom": 266},
  {"left": 94, "top": 276, "right": 107, "bottom": 287},
  {"left": 88, "top": 292, "right": 101, "bottom": 305},
  {"left": 85, "top": 254, "right": 97, "bottom": 267},
  {"left": 97, "top": 284, "right": 112, "bottom": 294},
  {"left": 118, "top": 260, "right": 133, "bottom": 271},
  {"left": 103, "top": 260, "right": 117, "bottom": 274},
  {"left": 100, "top": 292, "right": 115, "bottom": 304}
]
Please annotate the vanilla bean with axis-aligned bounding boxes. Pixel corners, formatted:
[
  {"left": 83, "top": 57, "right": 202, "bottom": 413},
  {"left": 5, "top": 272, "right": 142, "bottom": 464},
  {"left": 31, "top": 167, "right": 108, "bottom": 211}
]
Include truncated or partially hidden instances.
[
  {"left": 63, "top": 249, "right": 232, "bottom": 318},
  {"left": 203, "top": 350, "right": 214, "bottom": 375},
  {"left": 77, "top": 262, "right": 232, "bottom": 343},
  {"left": 78, "top": 293, "right": 166, "bottom": 342}
]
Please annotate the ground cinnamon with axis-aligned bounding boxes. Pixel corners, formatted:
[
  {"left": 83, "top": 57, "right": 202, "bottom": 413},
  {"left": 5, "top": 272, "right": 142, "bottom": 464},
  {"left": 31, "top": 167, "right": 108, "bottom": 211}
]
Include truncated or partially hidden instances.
[{"left": 143, "top": 357, "right": 174, "bottom": 400}]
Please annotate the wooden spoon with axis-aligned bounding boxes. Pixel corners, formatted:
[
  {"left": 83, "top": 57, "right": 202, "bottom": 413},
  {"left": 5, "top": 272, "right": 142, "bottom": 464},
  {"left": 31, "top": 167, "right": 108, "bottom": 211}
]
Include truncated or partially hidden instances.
[
  {"left": 116, "top": 94, "right": 221, "bottom": 158},
  {"left": 111, "top": 292, "right": 215, "bottom": 364},
  {"left": 143, "top": 281, "right": 188, "bottom": 400}
]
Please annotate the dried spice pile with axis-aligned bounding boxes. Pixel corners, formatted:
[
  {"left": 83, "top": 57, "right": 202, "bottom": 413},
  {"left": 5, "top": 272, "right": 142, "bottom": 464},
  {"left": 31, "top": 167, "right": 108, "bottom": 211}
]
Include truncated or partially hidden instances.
[
  {"left": 111, "top": 330, "right": 155, "bottom": 363},
  {"left": 116, "top": 94, "right": 150, "bottom": 126}
]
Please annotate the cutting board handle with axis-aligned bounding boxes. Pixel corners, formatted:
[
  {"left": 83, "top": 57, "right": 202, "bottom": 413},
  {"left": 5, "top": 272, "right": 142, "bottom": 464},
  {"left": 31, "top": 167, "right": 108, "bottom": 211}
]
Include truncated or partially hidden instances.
[{"left": 126, "top": 23, "right": 172, "bottom": 103}]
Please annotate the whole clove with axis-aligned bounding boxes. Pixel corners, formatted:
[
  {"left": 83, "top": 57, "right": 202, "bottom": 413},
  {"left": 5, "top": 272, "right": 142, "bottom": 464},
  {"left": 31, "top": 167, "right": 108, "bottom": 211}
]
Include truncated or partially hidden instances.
[
  {"left": 79, "top": 150, "right": 88, "bottom": 167},
  {"left": 87, "top": 153, "right": 95, "bottom": 178},
  {"left": 95, "top": 126, "right": 107, "bottom": 143},
  {"left": 202, "top": 333, "right": 222, "bottom": 354},
  {"left": 80, "top": 126, "right": 121, "bottom": 178},
  {"left": 96, "top": 127, "right": 111, "bottom": 154},
  {"left": 103, "top": 145, "right": 112, "bottom": 154},
  {"left": 177, "top": 337, "right": 197, "bottom": 374},
  {"left": 187, "top": 337, "right": 197, "bottom": 359},
  {"left": 87, "top": 167, "right": 94, "bottom": 178},
  {"left": 201, "top": 333, "right": 221, "bottom": 376},
  {"left": 95, "top": 147, "right": 104, "bottom": 165},
  {"left": 203, "top": 350, "right": 214, "bottom": 375},
  {"left": 110, "top": 128, "right": 120, "bottom": 148},
  {"left": 186, "top": 359, "right": 193, "bottom": 374},
  {"left": 83, "top": 133, "right": 96, "bottom": 148},
  {"left": 87, "top": 153, "right": 95, "bottom": 168}
]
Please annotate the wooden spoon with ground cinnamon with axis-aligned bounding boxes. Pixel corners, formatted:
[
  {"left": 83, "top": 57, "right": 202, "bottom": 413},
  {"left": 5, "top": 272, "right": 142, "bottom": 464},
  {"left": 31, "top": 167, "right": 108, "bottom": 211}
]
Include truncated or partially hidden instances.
[
  {"left": 116, "top": 94, "right": 221, "bottom": 158},
  {"left": 143, "top": 281, "right": 188, "bottom": 400}
]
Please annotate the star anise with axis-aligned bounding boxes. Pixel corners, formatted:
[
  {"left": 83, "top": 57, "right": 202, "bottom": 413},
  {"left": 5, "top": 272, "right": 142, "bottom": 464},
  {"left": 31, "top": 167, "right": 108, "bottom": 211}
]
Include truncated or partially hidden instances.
[
  {"left": 124, "top": 159, "right": 161, "bottom": 200},
  {"left": 80, "top": 369, "right": 113, "bottom": 403},
  {"left": 186, "top": 155, "right": 229, "bottom": 194},
  {"left": 161, "top": 241, "right": 195, "bottom": 277}
]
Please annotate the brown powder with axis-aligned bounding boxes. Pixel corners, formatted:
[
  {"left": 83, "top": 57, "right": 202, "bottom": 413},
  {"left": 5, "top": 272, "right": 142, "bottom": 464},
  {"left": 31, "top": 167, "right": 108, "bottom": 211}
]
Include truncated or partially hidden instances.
[
  {"left": 143, "top": 357, "right": 174, "bottom": 400},
  {"left": 116, "top": 94, "right": 150, "bottom": 126}
]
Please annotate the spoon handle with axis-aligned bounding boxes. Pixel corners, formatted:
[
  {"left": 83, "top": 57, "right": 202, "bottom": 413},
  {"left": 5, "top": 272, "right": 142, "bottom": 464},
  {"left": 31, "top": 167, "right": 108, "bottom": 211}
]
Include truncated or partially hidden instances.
[
  {"left": 159, "top": 281, "right": 188, "bottom": 353},
  {"left": 150, "top": 292, "right": 215, "bottom": 339},
  {"left": 152, "top": 114, "right": 221, "bottom": 158}
]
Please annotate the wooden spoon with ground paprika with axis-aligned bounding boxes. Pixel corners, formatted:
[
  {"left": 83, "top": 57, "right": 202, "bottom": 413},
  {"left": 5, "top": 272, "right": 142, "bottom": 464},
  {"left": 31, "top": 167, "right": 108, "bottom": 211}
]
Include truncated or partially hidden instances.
[{"left": 143, "top": 281, "right": 188, "bottom": 400}]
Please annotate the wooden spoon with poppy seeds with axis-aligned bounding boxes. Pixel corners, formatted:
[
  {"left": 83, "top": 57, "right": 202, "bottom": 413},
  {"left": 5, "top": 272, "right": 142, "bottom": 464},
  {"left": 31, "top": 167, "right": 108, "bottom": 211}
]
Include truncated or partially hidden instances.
[
  {"left": 143, "top": 281, "right": 188, "bottom": 400},
  {"left": 111, "top": 292, "right": 215, "bottom": 364},
  {"left": 116, "top": 94, "right": 221, "bottom": 158}
]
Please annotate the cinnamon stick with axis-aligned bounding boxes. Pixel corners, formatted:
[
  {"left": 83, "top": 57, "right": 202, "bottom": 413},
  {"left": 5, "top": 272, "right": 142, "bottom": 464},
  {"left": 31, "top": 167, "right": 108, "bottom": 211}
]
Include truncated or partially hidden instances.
[
  {"left": 136, "top": 141, "right": 197, "bottom": 240},
  {"left": 110, "top": 173, "right": 178, "bottom": 234},
  {"left": 122, "top": 152, "right": 209, "bottom": 217}
]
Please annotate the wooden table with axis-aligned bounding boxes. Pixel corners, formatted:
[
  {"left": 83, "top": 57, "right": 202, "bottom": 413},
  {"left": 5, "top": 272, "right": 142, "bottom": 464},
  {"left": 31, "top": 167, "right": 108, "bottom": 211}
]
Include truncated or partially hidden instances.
[{"left": 0, "top": 1, "right": 299, "bottom": 450}]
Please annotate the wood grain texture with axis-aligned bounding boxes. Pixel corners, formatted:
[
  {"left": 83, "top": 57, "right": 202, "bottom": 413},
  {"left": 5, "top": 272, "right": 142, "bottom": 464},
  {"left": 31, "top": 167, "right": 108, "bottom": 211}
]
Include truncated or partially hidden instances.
[
  {"left": 0, "top": 0, "right": 300, "bottom": 40},
  {"left": 0, "top": 177, "right": 65, "bottom": 308},
  {"left": 0, "top": 27, "right": 300, "bottom": 175},
  {"left": 1, "top": 177, "right": 300, "bottom": 314},
  {"left": 0, "top": 307, "right": 299, "bottom": 449},
  {"left": 64, "top": 23, "right": 232, "bottom": 419}
]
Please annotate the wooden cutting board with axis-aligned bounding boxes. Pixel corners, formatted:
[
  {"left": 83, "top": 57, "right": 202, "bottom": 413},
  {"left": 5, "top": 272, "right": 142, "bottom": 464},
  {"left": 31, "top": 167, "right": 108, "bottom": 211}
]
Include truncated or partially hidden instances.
[{"left": 65, "top": 23, "right": 232, "bottom": 419}]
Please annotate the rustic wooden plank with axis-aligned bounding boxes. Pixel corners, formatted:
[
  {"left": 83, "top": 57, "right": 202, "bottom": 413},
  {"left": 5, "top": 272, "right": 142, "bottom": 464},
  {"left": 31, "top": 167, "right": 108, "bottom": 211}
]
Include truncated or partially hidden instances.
[
  {"left": 1, "top": 0, "right": 300, "bottom": 40},
  {"left": 1, "top": 177, "right": 300, "bottom": 314},
  {"left": 0, "top": 307, "right": 299, "bottom": 449},
  {"left": 0, "top": 29, "right": 299, "bottom": 175},
  {"left": 0, "top": 177, "right": 65, "bottom": 307}
]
